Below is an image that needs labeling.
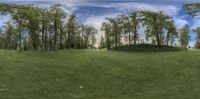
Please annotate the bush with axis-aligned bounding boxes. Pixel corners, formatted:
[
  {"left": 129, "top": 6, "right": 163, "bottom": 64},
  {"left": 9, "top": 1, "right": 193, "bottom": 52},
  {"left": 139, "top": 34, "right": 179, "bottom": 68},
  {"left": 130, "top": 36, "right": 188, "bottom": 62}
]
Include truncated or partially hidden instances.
[{"left": 111, "top": 44, "right": 183, "bottom": 52}]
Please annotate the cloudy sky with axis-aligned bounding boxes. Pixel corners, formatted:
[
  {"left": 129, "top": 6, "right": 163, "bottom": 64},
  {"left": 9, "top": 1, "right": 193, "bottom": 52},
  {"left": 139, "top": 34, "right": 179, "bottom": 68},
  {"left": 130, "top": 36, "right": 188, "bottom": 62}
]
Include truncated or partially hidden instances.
[{"left": 0, "top": 0, "right": 200, "bottom": 46}]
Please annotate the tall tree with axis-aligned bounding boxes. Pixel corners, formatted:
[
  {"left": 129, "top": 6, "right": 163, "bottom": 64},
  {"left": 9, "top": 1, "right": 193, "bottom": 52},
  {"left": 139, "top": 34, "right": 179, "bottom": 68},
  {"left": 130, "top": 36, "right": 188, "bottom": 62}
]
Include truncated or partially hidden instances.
[
  {"left": 120, "top": 15, "right": 132, "bottom": 46},
  {"left": 193, "top": 27, "right": 200, "bottom": 48},
  {"left": 66, "top": 14, "right": 76, "bottom": 48},
  {"left": 25, "top": 6, "right": 41, "bottom": 50},
  {"left": 4, "top": 22, "right": 16, "bottom": 50},
  {"left": 50, "top": 5, "right": 65, "bottom": 50},
  {"left": 180, "top": 25, "right": 190, "bottom": 49},
  {"left": 40, "top": 8, "right": 52, "bottom": 51},
  {"left": 106, "top": 17, "right": 123, "bottom": 49},
  {"left": 12, "top": 10, "right": 24, "bottom": 50},
  {"left": 184, "top": 3, "right": 200, "bottom": 48},
  {"left": 101, "top": 22, "right": 112, "bottom": 49},
  {"left": 83, "top": 26, "right": 97, "bottom": 48},
  {"left": 130, "top": 12, "right": 140, "bottom": 45},
  {"left": 141, "top": 11, "right": 171, "bottom": 46},
  {"left": 165, "top": 21, "right": 178, "bottom": 46}
]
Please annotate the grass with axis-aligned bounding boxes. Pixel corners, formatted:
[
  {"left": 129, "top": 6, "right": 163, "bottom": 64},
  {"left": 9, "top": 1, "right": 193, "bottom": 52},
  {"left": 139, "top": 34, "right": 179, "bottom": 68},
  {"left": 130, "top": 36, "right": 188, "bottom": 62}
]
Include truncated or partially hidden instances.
[{"left": 0, "top": 49, "right": 200, "bottom": 99}]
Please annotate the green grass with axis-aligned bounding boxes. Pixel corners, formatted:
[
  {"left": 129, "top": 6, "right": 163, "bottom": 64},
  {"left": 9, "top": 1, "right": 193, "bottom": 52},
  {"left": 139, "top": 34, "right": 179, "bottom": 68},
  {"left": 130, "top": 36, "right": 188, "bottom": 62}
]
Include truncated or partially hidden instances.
[{"left": 0, "top": 49, "right": 200, "bottom": 99}]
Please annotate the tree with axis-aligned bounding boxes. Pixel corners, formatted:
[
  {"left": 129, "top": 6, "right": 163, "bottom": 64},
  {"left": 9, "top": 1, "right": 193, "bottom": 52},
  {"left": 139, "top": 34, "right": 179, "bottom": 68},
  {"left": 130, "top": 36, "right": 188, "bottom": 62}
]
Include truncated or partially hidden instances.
[
  {"left": 184, "top": 3, "right": 200, "bottom": 49},
  {"left": 130, "top": 12, "right": 140, "bottom": 45},
  {"left": 50, "top": 5, "right": 65, "bottom": 50},
  {"left": 165, "top": 21, "right": 178, "bottom": 46},
  {"left": 141, "top": 11, "right": 171, "bottom": 46},
  {"left": 119, "top": 15, "right": 132, "bottom": 46},
  {"left": 99, "top": 36, "right": 106, "bottom": 49},
  {"left": 101, "top": 22, "right": 112, "bottom": 49},
  {"left": 12, "top": 10, "right": 24, "bottom": 50},
  {"left": 4, "top": 22, "right": 16, "bottom": 50},
  {"left": 66, "top": 14, "right": 76, "bottom": 48},
  {"left": 83, "top": 26, "right": 97, "bottom": 48},
  {"left": 179, "top": 25, "right": 190, "bottom": 50},
  {"left": 39, "top": 8, "right": 52, "bottom": 51},
  {"left": 0, "top": 27, "right": 6, "bottom": 49},
  {"left": 59, "top": 22, "right": 65, "bottom": 49},
  {"left": 193, "top": 27, "right": 200, "bottom": 48},
  {"left": 24, "top": 6, "right": 41, "bottom": 50},
  {"left": 106, "top": 17, "right": 123, "bottom": 49}
]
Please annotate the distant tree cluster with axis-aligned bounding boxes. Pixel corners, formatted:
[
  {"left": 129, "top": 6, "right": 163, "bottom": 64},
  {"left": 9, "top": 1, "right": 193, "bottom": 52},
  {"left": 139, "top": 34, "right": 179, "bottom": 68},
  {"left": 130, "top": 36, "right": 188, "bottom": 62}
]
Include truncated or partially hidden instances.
[
  {"left": 0, "top": 3, "right": 97, "bottom": 51},
  {"left": 100, "top": 11, "right": 179, "bottom": 49}
]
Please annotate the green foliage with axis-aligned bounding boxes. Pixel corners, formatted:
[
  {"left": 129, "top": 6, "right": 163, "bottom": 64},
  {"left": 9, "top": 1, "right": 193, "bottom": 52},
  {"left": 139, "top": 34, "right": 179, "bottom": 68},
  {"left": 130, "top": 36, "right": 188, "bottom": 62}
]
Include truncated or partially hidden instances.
[
  {"left": 140, "top": 11, "right": 176, "bottom": 46},
  {"left": 184, "top": 3, "right": 200, "bottom": 17}
]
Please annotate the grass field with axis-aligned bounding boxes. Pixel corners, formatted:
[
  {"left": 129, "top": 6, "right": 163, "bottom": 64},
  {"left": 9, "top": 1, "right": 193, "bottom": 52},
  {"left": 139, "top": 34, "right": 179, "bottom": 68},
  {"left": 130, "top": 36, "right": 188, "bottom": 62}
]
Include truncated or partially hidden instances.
[{"left": 0, "top": 49, "right": 200, "bottom": 99}]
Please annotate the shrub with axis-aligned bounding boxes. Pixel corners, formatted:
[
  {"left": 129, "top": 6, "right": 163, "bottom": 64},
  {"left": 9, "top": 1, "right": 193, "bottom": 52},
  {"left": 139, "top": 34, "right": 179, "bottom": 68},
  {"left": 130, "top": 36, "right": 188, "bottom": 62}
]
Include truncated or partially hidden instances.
[{"left": 111, "top": 44, "right": 183, "bottom": 52}]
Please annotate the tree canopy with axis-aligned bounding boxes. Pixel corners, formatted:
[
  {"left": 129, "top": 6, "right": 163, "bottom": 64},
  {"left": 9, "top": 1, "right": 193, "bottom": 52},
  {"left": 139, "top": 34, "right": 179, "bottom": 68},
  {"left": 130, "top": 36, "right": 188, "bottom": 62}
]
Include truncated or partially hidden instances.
[{"left": 0, "top": 3, "right": 97, "bottom": 51}]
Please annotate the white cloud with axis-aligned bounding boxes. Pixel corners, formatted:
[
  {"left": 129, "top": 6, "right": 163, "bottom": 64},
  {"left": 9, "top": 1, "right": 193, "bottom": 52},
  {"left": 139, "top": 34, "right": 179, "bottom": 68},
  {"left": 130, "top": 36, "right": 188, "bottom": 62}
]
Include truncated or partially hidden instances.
[
  {"left": 0, "top": 15, "right": 11, "bottom": 27},
  {"left": 174, "top": 18, "right": 188, "bottom": 29},
  {"left": 90, "top": 2, "right": 180, "bottom": 16},
  {"left": 84, "top": 14, "right": 119, "bottom": 43},
  {"left": 84, "top": 14, "right": 118, "bottom": 28},
  {"left": 191, "top": 15, "right": 200, "bottom": 29}
]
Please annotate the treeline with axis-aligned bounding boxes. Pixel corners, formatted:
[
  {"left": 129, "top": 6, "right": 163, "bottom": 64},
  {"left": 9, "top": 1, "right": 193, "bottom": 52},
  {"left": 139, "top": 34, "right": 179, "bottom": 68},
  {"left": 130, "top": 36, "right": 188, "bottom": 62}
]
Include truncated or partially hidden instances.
[
  {"left": 1, "top": 3, "right": 200, "bottom": 51},
  {"left": 0, "top": 3, "right": 97, "bottom": 51},
  {"left": 99, "top": 3, "right": 200, "bottom": 49},
  {"left": 100, "top": 11, "right": 192, "bottom": 49}
]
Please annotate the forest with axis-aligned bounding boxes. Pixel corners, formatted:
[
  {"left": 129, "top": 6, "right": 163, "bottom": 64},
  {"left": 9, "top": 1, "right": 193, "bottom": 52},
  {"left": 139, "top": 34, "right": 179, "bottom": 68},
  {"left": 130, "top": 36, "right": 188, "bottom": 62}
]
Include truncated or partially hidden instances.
[
  {"left": 0, "top": 3, "right": 97, "bottom": 51},
  {"left": 0, "top": 3, "right": 200, "bottom": 51}
]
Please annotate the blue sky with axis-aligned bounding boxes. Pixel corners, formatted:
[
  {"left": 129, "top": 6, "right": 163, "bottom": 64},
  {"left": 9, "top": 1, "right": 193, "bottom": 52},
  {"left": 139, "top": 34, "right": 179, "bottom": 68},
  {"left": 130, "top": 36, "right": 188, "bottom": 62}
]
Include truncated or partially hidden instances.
[{"left": 0, "top": 0, "right": 200, "bottom": 46}]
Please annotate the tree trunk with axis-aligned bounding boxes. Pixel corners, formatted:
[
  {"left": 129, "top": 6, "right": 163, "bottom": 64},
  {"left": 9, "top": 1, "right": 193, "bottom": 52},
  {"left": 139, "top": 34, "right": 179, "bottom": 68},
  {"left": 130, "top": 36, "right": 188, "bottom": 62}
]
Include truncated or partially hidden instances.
[
  {"left": 166, "top": 33, "right": 169, "bottom": 46},
  {"left": 59, "top": 26, "right": 63, "bottom": 49},
  {"left": 133, "top": 24, "right": 137, "bottom": 45},
  {"left": 53, "top": 21, "right": 57, "bottom": 50},
  {"left": 41, "top": 25, "right": 45, "bottom": 51},
  {"left": 67, "top": 26, "right": 71, "bottom": 48},
  {"left": 44, "top": 30, "right": 48, "bottom": 51},
  {"left": 156, "top": 32, "right": 161, "bottom": 46},
  {"left": 115, "top": 34, "right": 118, "bottom": 49},
  {"left": 81, "top": 25, "right": 84, "bottom": 48},
  {"left": 107, "top": 38, "right": 110, "bottom": 50},
  {"left": 32, "top": 24, "right": 38, "bottom": 50},
  {"left": 19, "top": 21, "right": 22, "bottom": 51},
  {"left": 128, "top": 29, "right": 131, "bottom": 47}
]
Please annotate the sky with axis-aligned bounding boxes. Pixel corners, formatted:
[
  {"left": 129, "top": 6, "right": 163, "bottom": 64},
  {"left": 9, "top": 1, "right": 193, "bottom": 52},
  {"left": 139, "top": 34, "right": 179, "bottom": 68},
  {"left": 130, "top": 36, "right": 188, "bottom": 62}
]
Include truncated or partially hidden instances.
[{"left": 0, "top": 0, "right": 200, "bottom": 46}]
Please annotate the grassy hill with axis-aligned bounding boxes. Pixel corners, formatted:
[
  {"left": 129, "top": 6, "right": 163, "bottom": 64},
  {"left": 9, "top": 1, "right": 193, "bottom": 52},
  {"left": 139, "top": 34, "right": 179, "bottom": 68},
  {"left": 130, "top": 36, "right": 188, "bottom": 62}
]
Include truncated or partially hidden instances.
[{"left": 0, "top": 49, "right": 200, "bottom": 99}]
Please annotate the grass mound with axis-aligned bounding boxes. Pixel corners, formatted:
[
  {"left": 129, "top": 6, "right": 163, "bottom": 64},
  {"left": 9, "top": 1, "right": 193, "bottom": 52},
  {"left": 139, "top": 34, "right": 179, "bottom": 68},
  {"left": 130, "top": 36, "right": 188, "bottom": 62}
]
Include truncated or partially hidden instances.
[{"left": 112, "top": 44, "right": 183, "bottom": 52}]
